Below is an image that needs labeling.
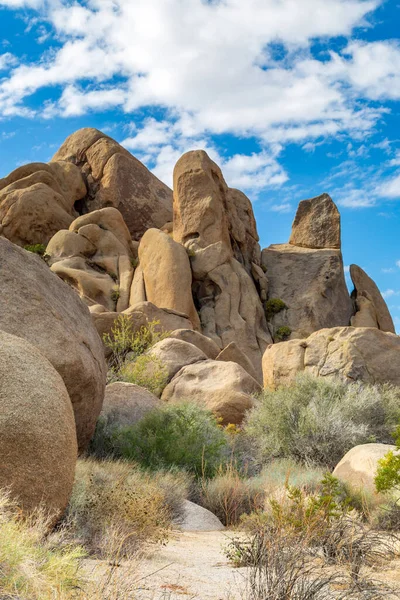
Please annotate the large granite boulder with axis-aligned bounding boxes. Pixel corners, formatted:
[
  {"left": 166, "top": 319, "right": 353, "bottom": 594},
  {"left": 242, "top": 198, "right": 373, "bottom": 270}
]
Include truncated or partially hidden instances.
[
  {"left": 52, "top": 128, "right": 172, "bottom": 240},
  {"left": 350, "top": 264, "right": 395, "bottom": 333},
  {"left": 168, "top": 328, "right": 221, "bottom": 359},
  {"left": 101, "top": 382, "right": 161, "bottom": 429},
  {"left": 148, "top": 338, "right": 207, "bottom": 382},
  {"left": 262, "top": 244, "right": 353, "bottom": 340},
  {"left": 262, "top": 326, "right": 400, "bottom": 389},
  {"left": 289, "top": 193, "right": 341, "bottom": 249},
  {"left": 0, "top": 331, "right": 77, "bottom": 518},
  {"left": 333, "top": 443, "right": 397, "bottom": 494},
  {"left": 0, "top": 238, "right": 106, "bottom": 451},
  {"left": 162, "top": 360, "right": 261, "bottom": 425},
  {"left": 177, "top": 500, "right": 225, "bottom": 531},
  {"left": 173, "top": 150, "right": 271, "bottom": 379},
  {"left": 138, "top": 228, "right": 200, "bottom": 330},
  {"left": 0, "top": 161, "right": 86, "bottom": 246},
  {"left": 47, "top": 207, "right": 136, "bottom": 311}
]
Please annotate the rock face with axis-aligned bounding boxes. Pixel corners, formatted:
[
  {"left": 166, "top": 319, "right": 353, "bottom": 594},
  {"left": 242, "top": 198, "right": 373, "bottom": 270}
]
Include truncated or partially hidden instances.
[
  {"left": 350, "top": 264, "right": 395, "bottom": 333},
  {"left": 162, "top": 360, "right": 261, "bottom": 424},
  {"left": 0, "top": 161, "right": 86, "bottom": 246},
  {"left": 177, "top": 500, "right": 225, "bottom": 531},
  {"left": 138, "top": 228, "right": 200, "bottom": 330},
  {"left": 262, "top": 326, "right": 400, "bottom": 389},
  {"left": 262, "top": 244, "right": 353, "bottom": 340},
  {"left": 148, "top": 338, "right": 207, "bottom": 382},
  {"left": 0, "top": 331, "right": 77, "bottom": 517},
  {"left": 289, "top": 193, "right": 341, "bottom": 249},
  {"left": 52, "top": 128, "right": 173, "bottom": 240},
  {"left": 168, "top": 329, "right": 221, "bottom": 359},
  {"left": 333, "top": 443, "right": 397, "bottom": 493},
  {"left": 47, "top": 207, "right": 136, "bottom": 311},
  {"left": 0, "top": 238, "right": 106, "bottom": 451},
  {"left": 216, "top": 341, "right": 260, "bottom": 383},
  {"left": 173, "top": 150, "right": 271, "bottom": 379},
  {"left": 101, "top": 382, "right": 161, "bottom": 429}
]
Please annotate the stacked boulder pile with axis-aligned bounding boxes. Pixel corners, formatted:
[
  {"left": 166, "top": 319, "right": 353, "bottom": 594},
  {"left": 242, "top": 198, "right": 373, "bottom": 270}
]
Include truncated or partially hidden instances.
[{"left": 1, "top": 126, "right": 399, "bottom": 516}]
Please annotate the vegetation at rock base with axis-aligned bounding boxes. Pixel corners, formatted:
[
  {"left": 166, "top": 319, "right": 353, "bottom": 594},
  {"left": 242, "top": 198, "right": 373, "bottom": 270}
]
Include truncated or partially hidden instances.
[
  {"left": 110, "top": 286, "right": 120, "bottom": 303},
  {"left": 119, "top": 353, "right": 168, "bottom": 395},
  {"left": 274, "top": 325, "right": 292, "bottom": 341},
  {"left": 376, "top": 425, "right": 400, "bottom": 494},
  {"left": 24, "top": 243, "right": 47, "bottom": 256},
  {"left": 242, "top": 374, "right": 400, "bottom": 469},
  {"left": 264, "top": 297, "right": 287, "bottom": 320}
]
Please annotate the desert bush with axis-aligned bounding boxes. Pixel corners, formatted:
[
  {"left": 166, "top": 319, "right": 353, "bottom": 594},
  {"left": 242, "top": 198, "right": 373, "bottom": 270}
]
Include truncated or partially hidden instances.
[
  {"left": 0, "top": 491, "right": 85, "bottom": 600},
  {"left": 243, "top": 374, "right": 400, "bottom": 468},
  {"left": 375, "top": 425, "right": 400, "bottom": 495},
  {"left": 103, "top": 315, "right": 169, "bottom": 372},
  {"left": 274, "top": 325, "right": 291, "bottom": 341},
  {"left": 376, "top": 500, "right": 400, "bottom": 531},
  {"left": 24, "top": 243, "right": 47, "bottom": 256},
  {"left": 112, "top": 403, "right": 229, "bottom": 477},
  {"left": 66, "top": 459, "right": 175, "bottom": 559},
  {"left": 264, "top": 298, "right": 287, "bottom": 320},
  {"left": 119, "top": 354, "right": 169, "bottom": 395}
]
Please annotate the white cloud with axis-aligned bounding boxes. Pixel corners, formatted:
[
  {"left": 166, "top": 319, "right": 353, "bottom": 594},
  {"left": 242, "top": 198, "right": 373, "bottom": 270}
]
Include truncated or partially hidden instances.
[
  {"left": 389, "top": 150, "right": 400, "bottom": 167},
  {"left": 378, "top": 173, "right": 400, "bottom": 199},
  {"left": 270, "top": 202, "right": 292, "bottom": 213},
  {"left": 0, "top": 52, "right": 17, "bottom": 71},
  {"left": 382, "top": 289, "right": 400, "bottom": 299},
  {"left": 382, "top": 267, "right": 396, "bottom": 273}
]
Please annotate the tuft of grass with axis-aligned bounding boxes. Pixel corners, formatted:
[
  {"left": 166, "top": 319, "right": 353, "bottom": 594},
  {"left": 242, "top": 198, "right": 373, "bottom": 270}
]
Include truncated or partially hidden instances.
[
  {"left": 110, "top": 287, "right": 120, "bottom": 303},
  {"left": 0, "top": 491, "right": 85, "bottom": 600},
  {"left": 274, "top": 325, "right": 291, "bottom": 341},
  {"left": 264, "top": 298, "right": 287, "bottom": 321},
  {"left": 24, "top": 243, "right": 47, "bottom": 256}
]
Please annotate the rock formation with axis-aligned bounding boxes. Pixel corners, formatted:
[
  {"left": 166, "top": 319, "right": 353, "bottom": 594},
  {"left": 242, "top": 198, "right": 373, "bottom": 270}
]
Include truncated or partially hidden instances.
[
  {"left": 350, "top": 264, "right": 395, "bottom": 333},
  {"left": 262, "top": 193, "right": 352, "bottom": 340},
  {"left": 52, "top": 128, "right": 173, "bottom": 240},
  {"left": 101, "top": 382, "right": 161, "bottom": 430},
  {"left": 162, "top": 360, "right": 261, "bottom": 424},
  {"left": 168, "top": 329, "right": 221, "bottom": 359},
  {"left": 173, "top": 150, "right": 271, "bottom": 379},
  {"left": 0, "top": 237, "right": 106, "bottom": 451},
  {"left": 147, "top": 338, "right": 208, "bottom": 383},
  {"left": 333, "top": 443, "right": 398, "bottom": 494},
  {"left": 262, "top": 326, "right": 400, "bottom": 389},
  {"left": 289, "top": 193, "right": 341, "bottom": 249},
  {"left": 0, "top": 330, "right": 77, "bottom": 518},
  {"left": 0, "top": 161, "right": 86, "bottom": 246}
]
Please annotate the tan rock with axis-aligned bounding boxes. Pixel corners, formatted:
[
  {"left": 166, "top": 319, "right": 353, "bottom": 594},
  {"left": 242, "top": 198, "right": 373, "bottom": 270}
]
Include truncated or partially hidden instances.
[
  {"left": 173, "top": 150, "right": 271, "bottom": 379},
  {"left": 333, "top": 443, "right": 397, "bottom": 494},
  {"left": 216, "top": 341, "right": 260, "bottom": 383},
  {"left": 350, "top": 264, "right": 395, "bottom": 333},
  {"left": 138, "top": 228, "right": 200, "bottom": 330},
  {"left": 262, "top": 326, "right": 400, "bottom": 389},
  {"left": 350, "top": 292, "right": 379, "bottom": 328},
  {"left": 162, "top": 360, "right": 261, "bottom": 425},
  {"left": 0, "top": 238, "right": 106, "bottom": 451},
  {"left": 168, "top": 329, "right": 221, "bottom": 358},
  {"left": 52, "top": 128, "right": 173, "bottom": 240},
  {"left": 148, "top": 338, "right": 207, "bottom": 382},
  {"left": 101, "top": 382, "right": 161, "bottom": 429},
  {"left": 289, "top": 193, "right": 341, "bottom": 249},
  {"left": 261, "top": 244, "right": 353, "bottom": 340},
  {"left": 0, "top": 330, "right": 77, "bottom": 518}
]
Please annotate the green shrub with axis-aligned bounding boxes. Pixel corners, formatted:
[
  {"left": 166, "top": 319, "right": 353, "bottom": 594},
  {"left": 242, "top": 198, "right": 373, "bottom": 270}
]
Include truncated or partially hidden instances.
[
  {"left": 24, "top": 243, "right": 47, "bottom": 256},
  {"left": 113, "top": 403, "right": 229, "bottom": 477},
  {"left": 110, "top": 287, "right": 120, "bottom": 303},
  {"left": 264, "top": 298, "right": 287, "bottom": 320},
  {"left": 375, "top": 425, "right": 400, "bottom": 495},
  {"left": 274, "top": 325, "right": 291, "bottom": 341},
  {"left": 120, "top": 354, "right": 168, "bottom": 395},
  {"left": 0, "top": 491, "right": 85, "bottom": 600},
  {"left": 243, "top": 374, "right": 400, "bottom": 469},
  {"left": 66, "top": 459, "right": 176, "bottom": 559}
]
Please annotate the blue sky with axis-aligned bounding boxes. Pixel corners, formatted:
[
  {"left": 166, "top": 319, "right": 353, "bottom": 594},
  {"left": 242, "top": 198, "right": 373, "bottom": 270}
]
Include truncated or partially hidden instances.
[{"left": 1, "top": 0, "right": 400, "bottom": 326}]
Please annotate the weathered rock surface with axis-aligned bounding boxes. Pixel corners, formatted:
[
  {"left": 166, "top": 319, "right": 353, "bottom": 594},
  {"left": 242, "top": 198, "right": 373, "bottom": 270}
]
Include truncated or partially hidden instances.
[
  {"left": 350, "top": 291, "right": 379, "bottom": 328},
  {"left": 216, "top": 341, "right": 260, "bottom": 383},
  {"left": 138, "top": 228, "right": 200, "bottom": 330},
  {"left": 148, "top": 338, "right": 207, "bottom": 382},
  {"left": 177, "top": 500, "right": 225, "bottom": 531},
  {"left": 0, "top": 238, "right": 106, "bottom": 451},
  {"left": 262, "top": 326, "right": 400, "bottom": 389},
  {"left": 47, "top": 207, "right": 136, "bottom": 311},
  {"left": 168, "top": 329, "right": 221, "bottom": 359},
  {"left": 289, "top": 193, "right": 341, "bottom": 249},
  {"left": 0, "top": 330, "right": 77, "bottom": 517},
  {"left": 173, "top": 150, "right": 271, "bottom": 379},
  {"left": 162, "top": 360, "right": 261, "bottom": 424},
  {"left": 333, "top": 443, "right": 397, "bottom": 493},
  {"left": 262, "top": 244, "right": 353, "bottom": 340},
  {"left": 350, "top": 264, "right": 395, "bottom": 333},
  {"left": 0, "top": 161, "right": 86, "bottom": 246},
  {"left": 101, "top": 382, "right": 160, "bottom": 429},
  {"left": 52, "top": 128, "right": 173, "bottom": 240}
]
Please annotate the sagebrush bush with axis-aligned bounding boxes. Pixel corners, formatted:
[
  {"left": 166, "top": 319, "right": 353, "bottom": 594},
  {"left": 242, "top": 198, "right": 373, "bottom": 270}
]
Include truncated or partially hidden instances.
[
  {"left": 0, "top": 491, "right": 85, "bottom": 600},
  {"left": 119, "top": 354, "right": 169, "bottom": 395},
  {"left": 66, "top": 459, "right": 178, "bottom": 559},
  {"left": 112, "top": 403, "right": 229, "bottom": 477},
  {"left": 243, "top": 374, "right": 400, "bottom": 468}
]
